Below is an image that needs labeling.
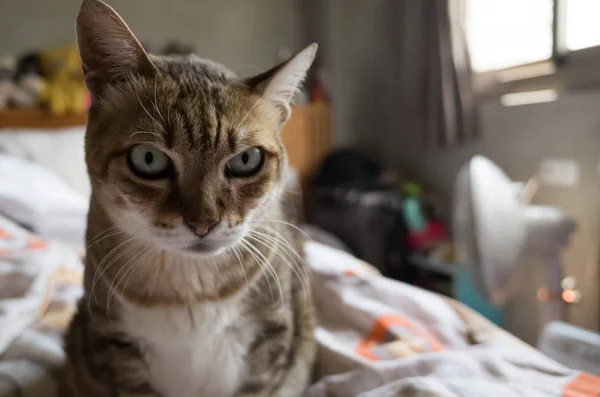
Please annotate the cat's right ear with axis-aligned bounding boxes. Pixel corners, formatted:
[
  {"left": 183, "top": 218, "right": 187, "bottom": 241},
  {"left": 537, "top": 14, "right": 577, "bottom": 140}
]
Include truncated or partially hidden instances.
[{"left": 76, "top": 0, "right": 156, "bottom": 95}]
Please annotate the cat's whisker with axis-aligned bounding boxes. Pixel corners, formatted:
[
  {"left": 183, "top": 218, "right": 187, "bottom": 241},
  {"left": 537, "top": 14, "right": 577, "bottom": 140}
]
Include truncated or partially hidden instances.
[
  {"left": 89, "top": 236, "right": 137, "bottom": 308},
  {"left": 105, "top": 244, "right": 149, "bottom": 319},
  {"left": 211, "top": 257, "right": 219, "bottom": 273},
  {"left": 166, "top": 95, "right": 172, "bottom": 128},
  {"left": 134, "top": 88, "right": 164, "bottom": 132},
  {"left": 218, "top": 249, "right": 231, "bottom": 262},
  {"left": 231, "top": 245, "right": 249, "bottom": 288},
  {"left": 153, "top": 75, "right": 165, "bottom": 123},
  {"left": 235, "top": 90, "right": 268, "bottom": 131},
  {"left": 152, "top": 250, "right": 166, "bottom": 297},
  {"left": 282, "top": 188, "right": 303, "bottom": 194},
  {"left": 245, "top": 234, "right": 293, "bottom": 325},
  {"left": 252, "top": 224, "right": 315, "bottom": 287},
  {"left": 117, "top": 247, "right": 156, "bottom": 309},
  {"left": 87, "top": 226, "right": 118, "bottom": 245},
  {"left": 253, "top": 219, "right": 312, "bottom": 240},
  {"left": 242, "top": 238, "right": 285, "bottom": 309},
  {"left": 240, "top": 240, "right": 272, "bottom": 299},
  {"left": 249, "top": 231, "right": 303, "bottom": 277},
  {"left": 90, "top": 229, "right": 147, "bottom": 290},
  {"left": 129, "top": 130, "right": 162, "bottom": 140},
  {"left": 88, "top": 228, "right": 149, "bottom": 320},
  {"left": 98, "top": 243, "right": 143, "bottom": 323},
  {"left": 240, "top": 239, "right": 277, "bottom": 303},
  {"left": 248, "top": 231, "right": 311, "bottom": 300},
  {"left": 86, "top": 227, "right": 123, "bottom": 248},
  {"left": 151, "top": 257, "right": 163, "bottom": 297},
  {"left": 248, "top": 232, "right": 299, "bottom": 285}
]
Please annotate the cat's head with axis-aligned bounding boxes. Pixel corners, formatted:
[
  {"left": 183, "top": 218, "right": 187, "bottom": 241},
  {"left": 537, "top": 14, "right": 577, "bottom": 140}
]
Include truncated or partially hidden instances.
[{"left": 77, "top": 0, "right": 316, "bottom": 256}]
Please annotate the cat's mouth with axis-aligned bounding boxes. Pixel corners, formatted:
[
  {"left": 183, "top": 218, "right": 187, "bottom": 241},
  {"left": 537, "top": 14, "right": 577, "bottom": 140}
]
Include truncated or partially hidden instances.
[
  {"left": 184, "top": 240, "right": 222, "bottom": 255},
  {"left": 178, "top": 231, "right": 244, "bottom": 256},
  {"left": 147, "top": 223, "right": 248, "bottom": 257}
]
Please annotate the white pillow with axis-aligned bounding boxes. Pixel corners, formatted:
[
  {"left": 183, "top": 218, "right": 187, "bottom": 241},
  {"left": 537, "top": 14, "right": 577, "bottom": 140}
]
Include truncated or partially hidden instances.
[
  {"left": 0, "top": 127, "right": 90, "bottom": 198},
  {"left": 0, "top": 153, "right": 88, "bottom": 248}
]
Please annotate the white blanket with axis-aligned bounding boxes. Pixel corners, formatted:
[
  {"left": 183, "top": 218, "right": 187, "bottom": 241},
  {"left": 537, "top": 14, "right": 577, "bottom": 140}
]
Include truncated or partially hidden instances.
[
  {"left": 305, "top": 241, "right": 599, "bottom": 396},
  {"left": 0, "top": 154, "right": 88, "bottom": 248}
]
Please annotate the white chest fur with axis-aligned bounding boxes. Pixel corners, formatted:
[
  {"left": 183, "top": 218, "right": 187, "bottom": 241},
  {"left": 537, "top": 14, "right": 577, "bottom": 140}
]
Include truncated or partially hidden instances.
[{"left": 120, "top": 298, "right": 252, "bottom": 397}]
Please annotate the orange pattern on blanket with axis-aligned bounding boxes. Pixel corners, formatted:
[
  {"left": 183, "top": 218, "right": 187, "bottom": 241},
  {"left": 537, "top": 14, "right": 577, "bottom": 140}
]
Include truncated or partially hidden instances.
[
  {"left": 562, "top": 372, "right": 600, "bottom": 397},
  {"left": 0, "top": 228, "right": 9, "bottom": 239},
  {"left": 356, "top": 314, "right": 444, "bottom": 360},
  {"left": 26, "top": 235, "right": 47, "bottom": 250}
]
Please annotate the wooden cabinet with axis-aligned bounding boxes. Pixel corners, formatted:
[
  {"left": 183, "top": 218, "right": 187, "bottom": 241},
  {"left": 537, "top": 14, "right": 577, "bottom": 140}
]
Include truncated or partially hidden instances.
[
  {"left": 281, "top": 102, "right": 331, "bottom": 186},
  {"left": 0, "top": 108, "right": 87, "bottom": 129}
]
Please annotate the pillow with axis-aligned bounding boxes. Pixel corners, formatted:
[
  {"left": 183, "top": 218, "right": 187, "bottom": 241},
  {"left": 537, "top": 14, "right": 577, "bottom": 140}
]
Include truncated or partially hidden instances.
[
  {"left": 0, "top": 153, "right": 88, "bottom": 248},
  {"left": 0, "top": 127, "right": 90, "bottom": 198}
]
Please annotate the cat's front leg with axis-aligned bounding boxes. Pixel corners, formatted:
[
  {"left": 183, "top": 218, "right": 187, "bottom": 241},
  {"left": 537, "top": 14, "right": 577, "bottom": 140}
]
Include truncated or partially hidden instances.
[{"left": 63, "top": 310, "right": 161, "bottom": 397}]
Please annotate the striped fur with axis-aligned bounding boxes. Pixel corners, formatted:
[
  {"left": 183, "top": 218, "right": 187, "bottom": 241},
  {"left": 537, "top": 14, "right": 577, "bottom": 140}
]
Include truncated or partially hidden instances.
[{"left": 63, "top": 1, "right": 317, "bottom": 396}]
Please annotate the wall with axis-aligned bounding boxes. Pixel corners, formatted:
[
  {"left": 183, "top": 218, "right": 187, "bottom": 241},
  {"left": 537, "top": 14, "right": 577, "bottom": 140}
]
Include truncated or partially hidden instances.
[
  {"left": 0, "top": 0, "right": 308, "bottom": 76},
  {"left": 322, "top": 0, "right": 600, "bottom": 344}
]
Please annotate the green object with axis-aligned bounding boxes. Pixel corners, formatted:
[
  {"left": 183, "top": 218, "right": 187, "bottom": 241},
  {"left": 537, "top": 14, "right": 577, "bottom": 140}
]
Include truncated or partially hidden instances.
[
  {"left": 402, "top": 197, "right": 426, "bottom": 232},
  {"left": 402, "top": 182, "right": 422, "bottom": 197}
]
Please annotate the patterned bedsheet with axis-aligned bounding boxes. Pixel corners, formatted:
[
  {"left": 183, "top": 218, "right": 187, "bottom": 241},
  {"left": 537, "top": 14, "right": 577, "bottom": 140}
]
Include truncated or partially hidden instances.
[
  {"left": 0, "top": 215, "right": 82, "bottom": 397},
  {"left": 0, "top": 214, "right": 598, "bottom": 397}
]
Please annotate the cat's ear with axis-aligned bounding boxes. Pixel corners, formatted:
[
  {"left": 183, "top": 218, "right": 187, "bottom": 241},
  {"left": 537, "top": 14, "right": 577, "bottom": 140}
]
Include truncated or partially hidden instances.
[
  {"left": 76, "top": 0, "right": 156, "bottom": 95},
  {"left": 247, "top": 43, "right": 318, "bottom": 123}
]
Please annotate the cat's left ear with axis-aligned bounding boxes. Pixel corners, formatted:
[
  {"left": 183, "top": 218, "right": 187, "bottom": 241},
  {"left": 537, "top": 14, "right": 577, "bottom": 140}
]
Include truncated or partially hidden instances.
[
  {"left": 247, "top": 43, "right": 318, "bottom": 124},
  {"left": 76, "top": 0, "right": 156, "bottom": 96}
]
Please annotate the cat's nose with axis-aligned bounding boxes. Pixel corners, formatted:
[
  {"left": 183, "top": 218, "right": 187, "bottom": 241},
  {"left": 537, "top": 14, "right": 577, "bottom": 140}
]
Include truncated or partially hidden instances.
[{"left": 184, "top": 219, "right": 219, "bottom": 237}]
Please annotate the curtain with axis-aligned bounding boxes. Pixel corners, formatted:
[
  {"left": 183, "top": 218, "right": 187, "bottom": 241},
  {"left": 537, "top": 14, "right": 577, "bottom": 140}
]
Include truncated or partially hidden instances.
[
  {"left": 424, "top": 0, "right": 479, "bottom": 148},
  {"left": 320, "top": 0, "right": 479, "bottom": 153}
]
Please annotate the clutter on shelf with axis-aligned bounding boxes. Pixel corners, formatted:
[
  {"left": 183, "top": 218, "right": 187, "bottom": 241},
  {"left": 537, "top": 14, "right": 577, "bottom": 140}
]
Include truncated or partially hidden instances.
[
  {"left": 39, "top": 45, "right": 89, "bottom": 115},
  {"left": 306, "top": 147, "right": 457, "bottom": 295},
  {"left": 0, "top": 44, "right": 89, "bottom": 115},
  {"left": 0, "top": 38, "right": 199, "bottom": 116}
]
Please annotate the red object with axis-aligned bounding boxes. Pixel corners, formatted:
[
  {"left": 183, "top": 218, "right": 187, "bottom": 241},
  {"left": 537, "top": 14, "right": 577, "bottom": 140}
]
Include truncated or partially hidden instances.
[
  {"left": 85, "top": 92, "right": 92, "bottom": 109},
  {"left": 407, "top": 221, "right": 446, "bottom": 252}
]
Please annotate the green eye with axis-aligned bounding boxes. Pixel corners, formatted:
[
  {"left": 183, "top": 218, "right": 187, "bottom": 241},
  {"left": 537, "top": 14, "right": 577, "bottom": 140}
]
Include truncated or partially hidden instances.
[
  {"left": 226, "top": 147, "right": 264, "bottom": 177},
  {"left": 128, "top": 145, "right": 171, "bottom": 178}
]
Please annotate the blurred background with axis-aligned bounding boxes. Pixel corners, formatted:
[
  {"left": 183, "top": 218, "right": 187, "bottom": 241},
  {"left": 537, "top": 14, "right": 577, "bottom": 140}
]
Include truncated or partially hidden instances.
[{"left": 0, "top": 0, "right": 598, "bottom": 349}]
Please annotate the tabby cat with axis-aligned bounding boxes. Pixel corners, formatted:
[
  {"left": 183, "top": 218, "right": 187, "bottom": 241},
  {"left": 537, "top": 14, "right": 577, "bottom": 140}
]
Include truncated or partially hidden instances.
[{"left": 63, "top": 1, "right": 317, "bottom": 396}]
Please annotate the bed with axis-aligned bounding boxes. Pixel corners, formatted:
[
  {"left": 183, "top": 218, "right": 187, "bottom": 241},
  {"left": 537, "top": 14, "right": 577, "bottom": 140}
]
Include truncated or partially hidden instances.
[{"left": 0, "top": 109, "right": 598, "bottom": 397}]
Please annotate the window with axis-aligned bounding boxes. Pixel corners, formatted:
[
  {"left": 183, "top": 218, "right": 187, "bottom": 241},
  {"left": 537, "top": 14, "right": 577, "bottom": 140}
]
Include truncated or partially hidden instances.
[
  {"left": 565, "top": 0, "right": 600, "bottom": 51},
  {"left": 466, "top": 0, "right": 600, "bottom": 96},
  {"left": 466, "top": 0, "right": 553, "bottom": 73}
]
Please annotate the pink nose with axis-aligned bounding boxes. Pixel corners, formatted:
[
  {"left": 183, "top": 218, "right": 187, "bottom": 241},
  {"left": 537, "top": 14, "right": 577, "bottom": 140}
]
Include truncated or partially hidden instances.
[{"left": 185, "top": 220, "right": 218, "bottom": 237}]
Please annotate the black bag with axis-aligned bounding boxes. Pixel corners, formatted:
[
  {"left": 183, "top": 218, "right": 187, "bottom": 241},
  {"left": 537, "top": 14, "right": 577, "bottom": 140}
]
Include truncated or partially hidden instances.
[{"left": 307, "top": 149, "right": 410, "bottom": 277}]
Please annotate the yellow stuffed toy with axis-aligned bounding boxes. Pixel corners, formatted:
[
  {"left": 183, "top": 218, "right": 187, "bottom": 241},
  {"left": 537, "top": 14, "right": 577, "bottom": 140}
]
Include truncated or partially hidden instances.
[{"left": 39, "top": 45, "right": 88, "bottom": 115}]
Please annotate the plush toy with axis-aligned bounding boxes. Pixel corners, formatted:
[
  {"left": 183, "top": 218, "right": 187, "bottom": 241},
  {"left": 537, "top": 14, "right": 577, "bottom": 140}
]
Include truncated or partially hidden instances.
[
  {"left": 39, "top": 45, "right": 88, "bottom": 115},
  {"left": 0, "top": 56, "right": 17, "bottom": 109},
  {"left": 12, "top": 52, "right": 45, "bottom": 108}
]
